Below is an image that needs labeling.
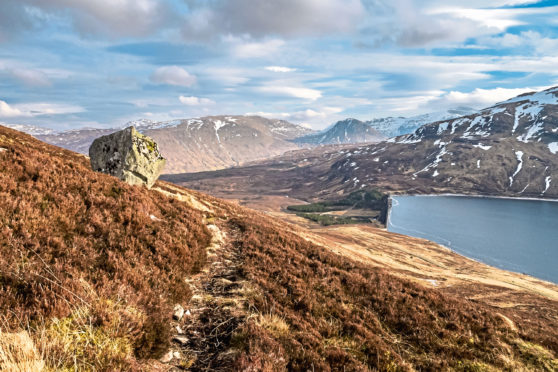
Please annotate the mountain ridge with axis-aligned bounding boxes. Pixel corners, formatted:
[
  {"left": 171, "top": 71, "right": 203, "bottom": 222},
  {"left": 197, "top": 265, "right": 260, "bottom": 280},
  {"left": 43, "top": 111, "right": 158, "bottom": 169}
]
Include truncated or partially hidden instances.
[
  {"left": 35, "top": 115, "right": 314, "bottom": 174},
  {"left": 166, "top": 86, "right": 558, "bottom": 201}
]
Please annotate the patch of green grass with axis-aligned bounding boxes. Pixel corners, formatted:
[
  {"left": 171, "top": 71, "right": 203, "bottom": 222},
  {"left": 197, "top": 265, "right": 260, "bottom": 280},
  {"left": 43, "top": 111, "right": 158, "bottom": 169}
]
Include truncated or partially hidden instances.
[
  {"left": 295, "top": 213, "right": 371, "bottom": 226},
  {"left": 287, "top": 189, "right": 389, "bottom": 225}
]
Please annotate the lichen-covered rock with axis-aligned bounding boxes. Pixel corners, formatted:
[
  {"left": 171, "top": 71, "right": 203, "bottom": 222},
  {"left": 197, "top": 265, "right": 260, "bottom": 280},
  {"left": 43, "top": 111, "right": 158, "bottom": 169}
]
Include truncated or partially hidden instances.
[{"left": 89, "top": 126, "right": 166, "bottom": 188}]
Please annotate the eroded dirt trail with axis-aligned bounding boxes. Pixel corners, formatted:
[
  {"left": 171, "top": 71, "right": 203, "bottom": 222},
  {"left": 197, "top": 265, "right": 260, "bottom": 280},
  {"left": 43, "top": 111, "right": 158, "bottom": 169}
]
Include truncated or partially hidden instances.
[
  {"left": 164, "top": 220, "right": 247, "bottom": 371},
  {"left": 152, "top": 184, "right": 249, "bottom": 371}
]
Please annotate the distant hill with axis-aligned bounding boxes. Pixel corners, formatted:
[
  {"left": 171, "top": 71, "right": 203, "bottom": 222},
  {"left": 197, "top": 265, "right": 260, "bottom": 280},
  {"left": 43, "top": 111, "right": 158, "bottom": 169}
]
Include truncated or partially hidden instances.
[
  {"left": 36, "top": 115, "right": 314, "bottom": 174},
  {"left": 168, "top": 86, "right": 558, "bottom": 200},
  {"left": 294, "top": 118, "right": 385, "bottom": 145}
]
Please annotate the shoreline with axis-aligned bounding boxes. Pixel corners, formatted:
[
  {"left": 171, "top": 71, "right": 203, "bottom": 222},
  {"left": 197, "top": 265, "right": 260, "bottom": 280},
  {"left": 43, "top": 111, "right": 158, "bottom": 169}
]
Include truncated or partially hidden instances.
[
  {"left": 387, "top": 193, "right": 558, "bottom": 286},
  {"left": 390, "top": 192, "right": 558, "bottom": 203}
]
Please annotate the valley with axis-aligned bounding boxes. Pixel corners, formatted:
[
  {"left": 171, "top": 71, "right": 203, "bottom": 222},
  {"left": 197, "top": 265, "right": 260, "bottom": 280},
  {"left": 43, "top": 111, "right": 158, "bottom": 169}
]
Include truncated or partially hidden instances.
[
  {"left": 164, "top": 87, "right": 558, "bottom": 201},
  {"left": 1, "top": 121, "right": 557, "bottom": 371}
]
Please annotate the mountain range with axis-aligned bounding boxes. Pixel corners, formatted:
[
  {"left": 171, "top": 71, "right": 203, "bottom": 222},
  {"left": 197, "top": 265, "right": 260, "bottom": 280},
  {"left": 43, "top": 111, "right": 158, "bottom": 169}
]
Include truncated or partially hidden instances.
[
  {"left": 36, "top": 115, "right": 313, "bottom": 173},
  {"left": 165, "top": 86, "right": 558, "bottom": 201},
  {"left": 294, "top": 118, "right": 385, "bottom": 145}
]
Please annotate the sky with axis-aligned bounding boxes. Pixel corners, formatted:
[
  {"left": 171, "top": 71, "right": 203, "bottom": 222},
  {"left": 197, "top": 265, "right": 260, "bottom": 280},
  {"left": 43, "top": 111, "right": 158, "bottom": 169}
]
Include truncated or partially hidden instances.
[{"left": 1, "top": 0, "right": 558, "bottom": 131}]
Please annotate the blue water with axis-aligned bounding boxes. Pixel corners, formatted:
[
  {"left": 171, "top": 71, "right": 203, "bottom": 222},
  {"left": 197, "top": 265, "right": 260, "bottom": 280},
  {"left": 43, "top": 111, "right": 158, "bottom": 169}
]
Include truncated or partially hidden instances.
[{"left": 388, "top": 195, "right": 558, "bottom": 284}]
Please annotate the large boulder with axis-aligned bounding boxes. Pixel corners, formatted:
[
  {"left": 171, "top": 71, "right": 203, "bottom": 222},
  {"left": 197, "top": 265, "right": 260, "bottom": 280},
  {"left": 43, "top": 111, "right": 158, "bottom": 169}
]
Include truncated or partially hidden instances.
[{"left": 89, "top": 126, "right": 166, "bottom": 188}]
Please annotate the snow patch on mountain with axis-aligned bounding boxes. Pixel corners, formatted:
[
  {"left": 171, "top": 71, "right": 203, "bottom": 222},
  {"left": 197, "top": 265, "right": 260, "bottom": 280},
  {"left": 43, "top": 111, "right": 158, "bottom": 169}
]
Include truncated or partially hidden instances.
[
  {"left": 2, "top": 123, "right": 56, "bottom": 135},
  {"left": 542, "top": 176, "right": 552, "bottom": 195},
  {"left": 473, "top": 144, "right": 492, "bottom": 150},
  {"left": 509, "top": 151, "right": 524, "bottom": 187}
]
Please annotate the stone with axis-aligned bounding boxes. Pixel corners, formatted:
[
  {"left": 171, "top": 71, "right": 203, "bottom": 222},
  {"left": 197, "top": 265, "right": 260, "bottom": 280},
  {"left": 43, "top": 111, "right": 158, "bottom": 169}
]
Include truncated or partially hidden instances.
[
  {"left": 172, "top": 335, "right": 189, "bottom": 346},
  {"left": 160, "top": 350, "right": 173, "bottom": 363},
  {"left": 173, "top": 304, "right": 185, "bottom": 320},
  {"left": 89, "top": 126, "right": 165, "bottom": 188}
]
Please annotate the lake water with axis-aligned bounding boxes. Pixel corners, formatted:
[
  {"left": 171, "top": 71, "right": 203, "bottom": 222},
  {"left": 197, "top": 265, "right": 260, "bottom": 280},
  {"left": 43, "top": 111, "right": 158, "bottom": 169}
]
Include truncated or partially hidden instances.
[{"left": 388, "top": 195, "right": 558, "bottom": 284}]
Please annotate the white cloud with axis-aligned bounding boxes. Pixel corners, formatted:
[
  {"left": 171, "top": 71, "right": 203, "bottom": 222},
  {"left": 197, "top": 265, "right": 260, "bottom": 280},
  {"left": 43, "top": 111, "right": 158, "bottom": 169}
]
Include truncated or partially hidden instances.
[
  {"left": 179, "top": 96, "right": 215, "bottom": 106},
  {"left": 150, "top": 66, "right": 196, "bottom": 87},
  {"left": 0, "top": 100, "right": 84, "bottom": 118},
  {"left": 479, "top": 31, "right": 558, "bottom": 55},
  {"left": 201, "top": 67, "right": 251, "bottom": 87},
  {"left": 425, "top": 86, "right": 550, "bottom": 110},
  {"left": 232, "top": 39, "right": 285, "bottom": 58},
  {"left": 8, "top": 68, "right": 51, "bottom": 86},
  {"left": 258, "top": 85, "right": 322, "bottom": 101},
  {"left": 248, "top": 107, "right": 343, "bottom": 128},
  {"left": 265, "top": 66, "right": 297, "bottom": 73},
  {"left": 0, "top": 100, "right": 26, "bottom": 117},
  {"left": 358, "top": 2, "right": 558, "bottom": 48}
]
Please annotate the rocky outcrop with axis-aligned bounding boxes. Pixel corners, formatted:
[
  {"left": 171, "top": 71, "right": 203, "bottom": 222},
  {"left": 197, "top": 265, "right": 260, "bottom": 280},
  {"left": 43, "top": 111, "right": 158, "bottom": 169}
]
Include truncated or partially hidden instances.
[{"left": 89, "top": 126, "right": 166, "bottom": 188}]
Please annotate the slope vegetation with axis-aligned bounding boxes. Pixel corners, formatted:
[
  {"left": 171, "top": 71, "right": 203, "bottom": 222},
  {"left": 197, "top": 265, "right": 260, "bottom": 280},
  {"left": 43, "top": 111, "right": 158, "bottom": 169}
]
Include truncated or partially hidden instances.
[{"left": 0, "top": 125, "right": 556, "bottom": 371}]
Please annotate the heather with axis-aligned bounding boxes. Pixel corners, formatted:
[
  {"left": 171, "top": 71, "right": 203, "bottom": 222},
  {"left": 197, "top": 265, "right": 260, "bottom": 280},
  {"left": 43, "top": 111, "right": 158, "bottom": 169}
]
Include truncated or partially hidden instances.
[{"left": 0, "top": 126, "right": 211, "bottom": 369}]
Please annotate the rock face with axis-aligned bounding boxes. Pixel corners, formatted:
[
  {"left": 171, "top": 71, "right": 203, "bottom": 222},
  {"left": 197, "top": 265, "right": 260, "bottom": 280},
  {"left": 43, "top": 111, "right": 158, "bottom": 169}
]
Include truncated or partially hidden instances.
[{"left": 89, "top": 126, "right": 166, "bottom": 188}]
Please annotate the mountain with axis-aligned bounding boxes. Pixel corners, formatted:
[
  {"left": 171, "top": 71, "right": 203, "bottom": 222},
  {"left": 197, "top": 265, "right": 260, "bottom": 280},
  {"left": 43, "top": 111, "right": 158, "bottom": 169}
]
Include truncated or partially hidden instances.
[
  {"left": 167, "top": 86, "right": 558, "bottom": 201},
  {"left": 1, "top": 124, "right": 557, "bottom": 371},
  {"left": 292, "top": 108, "right": 476, "bottom": 146},
  {"left": 366, "top": 107, "right": 477, "bottom": 138},
  {"left": 37, "top": 115, "right": 314, "bottom": 174},
  {"left": 294, "top": 118, "right": 385, "bottom": 145}
]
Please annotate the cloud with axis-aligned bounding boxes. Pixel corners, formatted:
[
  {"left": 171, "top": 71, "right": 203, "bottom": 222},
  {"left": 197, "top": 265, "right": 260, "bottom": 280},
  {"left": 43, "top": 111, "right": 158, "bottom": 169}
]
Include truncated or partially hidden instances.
[
  {"left": 358, "top": 1, "right": 558, "bottom": 48},
  {"left": 202, "top": 67, "right": 250, "bottom": 86},
  {"left": 0, "top": 100, "right": 26, "bottom": 117},
  {"left": 8, "top": 68, "right": 51, "bottom": 86},
  {"left": 38, "top": 0, "right": 173, "bottom": 37},
  {"left": 248, "top": 107, "right": 343, "bottom": 127},
  {"left": 231, "top": 39, "right": 285, "bottom": 58},
  {"left": 425, "top": 86, "right": 549, "bottom": 110},
  {"left": 150, "top": 66, "right": 196, "bottom": 87},
  {"left": 0, "top": 0, "right": 177, "bottom": 41},
  {"left": 179, "top": 96, "right": 215, "bottom": 106},
  {"left": 479, "top": 31, "right": 558, "bottom": 55},
  {"left": 182, "top": 0, "right": 365, "bottom": 40},
  {"left": 265, "top": 66, "right": 297, "bottom": 73},
  {"left": 0, "top": 100, "right": 84, "bottom": 118},
  {"left": 258, "top": 85, "right": 322, "bottom": 101}
]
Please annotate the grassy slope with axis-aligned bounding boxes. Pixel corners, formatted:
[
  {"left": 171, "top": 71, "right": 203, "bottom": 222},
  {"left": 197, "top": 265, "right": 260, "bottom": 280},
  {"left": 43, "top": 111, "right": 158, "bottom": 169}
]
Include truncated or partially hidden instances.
[
  {"left": 0, "top": 126, "right": 211, "bottom": 370},
  {"left": 0, "top": 125, "right": 556, "bottom": 371}
]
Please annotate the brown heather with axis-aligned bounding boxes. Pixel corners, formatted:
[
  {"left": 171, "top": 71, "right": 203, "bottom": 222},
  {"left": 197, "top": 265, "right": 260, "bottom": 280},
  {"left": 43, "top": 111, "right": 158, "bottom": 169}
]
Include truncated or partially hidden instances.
[
  {"left": 0, "top": 125, "right": 211, "bottom": 370},
  {"left": 227, "top": 213, "right": 558, "bottom": 371},
  {"left": 0, "top": 124, "right": 557, "bottom": 371}
]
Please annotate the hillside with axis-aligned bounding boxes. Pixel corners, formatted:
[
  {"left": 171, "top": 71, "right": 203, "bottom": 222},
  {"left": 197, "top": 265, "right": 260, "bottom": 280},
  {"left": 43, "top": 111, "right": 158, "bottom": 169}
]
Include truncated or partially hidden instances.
[
  {"left": 167, "top": 86, "right": 558, "bottom": 201},
  {"left": 294, "top": 118, "right": 385, "bottom": 145},
  {"left": 1, "top": 125, "right": 557, "bottom": 371},
  {"left": 37, "top": 116, "right": 314, "bottom": 174}
]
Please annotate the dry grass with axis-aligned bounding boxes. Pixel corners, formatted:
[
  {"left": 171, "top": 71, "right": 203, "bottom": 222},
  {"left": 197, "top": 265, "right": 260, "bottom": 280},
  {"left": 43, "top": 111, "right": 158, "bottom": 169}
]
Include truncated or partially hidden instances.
[
  {"left": 0, "top": 330, "right": 45, "bottom": 372},
  {"left": 0, "top": 125, "right": 211, "bottom": 368},
  {"left": 226, "top": 213, "right": 558, "bottom": 371}
]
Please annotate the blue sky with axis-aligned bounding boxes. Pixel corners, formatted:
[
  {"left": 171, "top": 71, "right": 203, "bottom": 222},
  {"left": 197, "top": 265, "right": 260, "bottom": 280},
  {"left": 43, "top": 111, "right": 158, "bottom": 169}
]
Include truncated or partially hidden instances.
[{"left": 1, "top": 0, "right": 558, "bottom": 130}]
